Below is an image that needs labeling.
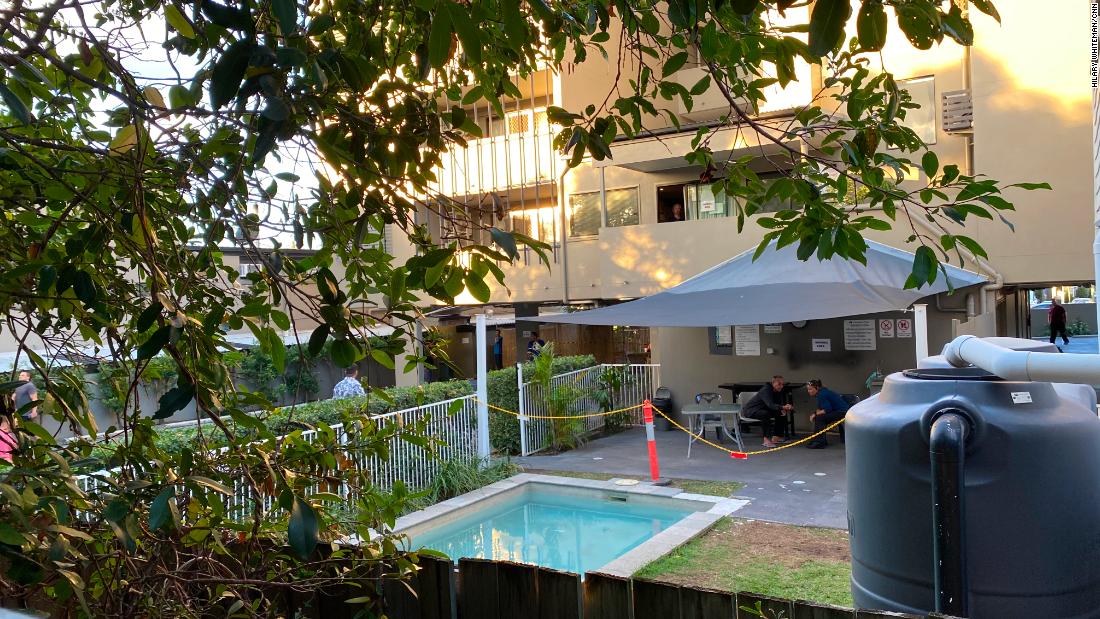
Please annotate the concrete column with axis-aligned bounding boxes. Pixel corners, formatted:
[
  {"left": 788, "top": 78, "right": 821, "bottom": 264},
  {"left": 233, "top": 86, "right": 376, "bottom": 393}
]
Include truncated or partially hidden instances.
[
  {"left": 915, "top": 304, "right": 930, "bottom": 363},
  {"left": 475, "top": 314, "right": 490, "bottom": 459}
]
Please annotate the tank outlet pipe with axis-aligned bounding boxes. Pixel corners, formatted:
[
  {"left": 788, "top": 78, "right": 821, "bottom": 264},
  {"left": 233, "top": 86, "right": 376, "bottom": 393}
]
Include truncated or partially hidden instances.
[
  {"left": 944, "top": 335, "right": 1100, "bottom": 384},
  {"left": 930, "top": 411, "right": 970, "bottom": 617}
]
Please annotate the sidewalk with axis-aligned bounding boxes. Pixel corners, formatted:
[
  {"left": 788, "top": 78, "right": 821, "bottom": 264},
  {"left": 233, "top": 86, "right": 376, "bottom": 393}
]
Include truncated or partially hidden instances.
[{"left": 513, "top": 426, "right": 848, "bottom": 529}]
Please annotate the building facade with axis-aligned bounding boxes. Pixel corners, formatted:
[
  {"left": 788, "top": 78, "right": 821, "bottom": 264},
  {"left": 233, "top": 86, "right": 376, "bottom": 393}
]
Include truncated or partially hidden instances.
[{"left": 396, "top": 3, "right": 1094, "bottom": 405}]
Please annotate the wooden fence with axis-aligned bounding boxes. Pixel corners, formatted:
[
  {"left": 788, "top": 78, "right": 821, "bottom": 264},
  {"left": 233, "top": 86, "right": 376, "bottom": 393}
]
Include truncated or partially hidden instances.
[{"left": 378, "top": 556, "right": 965, "bottom": 619}]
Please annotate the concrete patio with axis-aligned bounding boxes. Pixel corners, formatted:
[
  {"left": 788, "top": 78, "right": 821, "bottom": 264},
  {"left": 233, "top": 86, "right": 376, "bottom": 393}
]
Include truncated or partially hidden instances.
[{"left": 514, "top": 425, "right": 848, "bottom": 529}]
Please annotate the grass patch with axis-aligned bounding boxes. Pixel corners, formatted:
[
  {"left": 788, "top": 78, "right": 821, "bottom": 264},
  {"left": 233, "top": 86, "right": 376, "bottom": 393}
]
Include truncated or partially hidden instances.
[
  {"left": 635, "top": 518, "right": 852, "bottom": 608},
  {"left": 520, "top": 468, "right": 745, "bottom": 497}
]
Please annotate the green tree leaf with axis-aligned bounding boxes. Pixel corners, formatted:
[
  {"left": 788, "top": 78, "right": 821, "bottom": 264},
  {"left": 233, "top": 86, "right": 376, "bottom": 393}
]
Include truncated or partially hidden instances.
[
  {"left": 662, "top": 51, "right": 689, "bottom": 77},
  {"left": 331, "top": 338, "right": 360, "bottom": 367},
  {"left": 856, "top": 1, "right": 887, "bottom": 51},
  {"left": 308, "top": 324, "right": 330, "bottom": 356},
  {"left": 164, "top": 4, "right": 196, "bottom": 39},
  {"left": 0, "top": 81, "right": 32, "bottom": 125},
  {"left": 155, "top": 382, "right": 194, "bottom": 419},
  {"left": 288, "top": 496, "right": 319, "bottom": 559},
  {"left": 921, "top": 150, "right": 939, "bottom": 178},
  {"left": 210, "top": 40, "right": 254, "bottom": 109},
  {"left": 489, "top": 228, "right": 518, "bottom": 261},
  {"left": 970, "top": 0, "right": 1000, "bottom": 23},
  {"left": 137, "top": 326, "right": 171, "bottom": 360},
  {"left": 428, "top": 6, "right": 454, "bottom": 69},
  {"left": 807, "top": 0, "right": 851, "bottom": 56},
  {"left": 271, "top": 0, "right": 298, "bottom": 34},
  {"left": 149, "top": 488, "right": 177, "bottom": 531}
]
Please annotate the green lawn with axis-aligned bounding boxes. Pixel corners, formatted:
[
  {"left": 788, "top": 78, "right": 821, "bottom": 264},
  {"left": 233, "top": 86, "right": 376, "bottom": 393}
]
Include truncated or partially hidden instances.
[
  {"left": 520, "top": 468, "right": 745, "bottom": 497},
  {"left": 635, "top": 518, "right": 853, "bottom": 607}
]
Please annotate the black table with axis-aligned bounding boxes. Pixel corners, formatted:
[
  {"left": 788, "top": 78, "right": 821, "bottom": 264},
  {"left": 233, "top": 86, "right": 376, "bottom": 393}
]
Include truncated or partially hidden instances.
[{"left": 718, "top": 381, "right": 805, "bottom": 437}]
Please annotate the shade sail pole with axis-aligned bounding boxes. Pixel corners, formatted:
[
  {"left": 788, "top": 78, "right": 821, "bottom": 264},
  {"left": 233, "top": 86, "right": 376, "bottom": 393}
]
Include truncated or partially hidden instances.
[{"left": 915, "top": 304, "right": 930, "bottom": 364}]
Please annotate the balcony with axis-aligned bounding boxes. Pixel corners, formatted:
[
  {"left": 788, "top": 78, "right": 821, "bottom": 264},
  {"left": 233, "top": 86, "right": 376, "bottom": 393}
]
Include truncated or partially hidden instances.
[{"left": 430, "top": 131, "right": 559, "bottom": 198}]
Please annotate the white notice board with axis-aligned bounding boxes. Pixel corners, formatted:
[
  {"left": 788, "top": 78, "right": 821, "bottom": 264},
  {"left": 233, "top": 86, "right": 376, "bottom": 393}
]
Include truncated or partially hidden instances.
[
  {"left": 763, "top": 323, "right": 783, "bottom": 334},
  {"left": 812, "top": 338, "right": 832, "bottom": 352},
  {"left": 844, "top": 319, "right": 877, "bottom": 351},
  {"left": 734, "top": 325, "right": 761, "bottom": 356}
]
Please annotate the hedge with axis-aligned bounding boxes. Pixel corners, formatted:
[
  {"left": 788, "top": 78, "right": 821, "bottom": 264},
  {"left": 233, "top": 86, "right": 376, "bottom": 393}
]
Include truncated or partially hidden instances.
[
  {"left": 486, "top": 354, "right": 597, "bottom": 455},
  {"left": 90, "top": 355, "right": 596, "bottom": 461}
]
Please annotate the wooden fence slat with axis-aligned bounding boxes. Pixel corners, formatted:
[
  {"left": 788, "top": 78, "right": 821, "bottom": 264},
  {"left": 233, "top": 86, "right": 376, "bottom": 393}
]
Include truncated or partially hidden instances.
[
  {"left": 792, "top": 600, "right": 854, "bottom": 619},
  {"left": 680, "top": 585, "right": 734, "bottom": 619},
  {"left": 854, "top": 610, "right": 923, "bottom": 618},
  {"left": 497, "top": 561, "right": 539, "bottom": 617},
  {"left": 383, "top": 576, "right": 420, "bottom": 619},
  {"left": 458, "top": 558, "right": 499, "bottom": 619},
  {"left": 537, "top": 567, "right": 583, "bottom": 619},
  {"left": 632, "top": 578, "right": 681, "bottom": 619},
  {"left": 416, "top": 556, "right": 456, "bottom": 619},
  {"left": 584, "top": 572, "right": 633, "bottom": 619},
  {"left": 736, "top": 592, "right": 794, "bottom": 619}
]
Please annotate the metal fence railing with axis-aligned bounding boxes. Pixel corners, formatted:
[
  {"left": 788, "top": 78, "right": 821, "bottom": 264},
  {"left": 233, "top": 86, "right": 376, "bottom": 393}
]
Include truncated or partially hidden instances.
[
  {"left": 73, "top": 395, "right": 480, "bottom": 522},
  {"left": 518, "top": 364, "right": 660, "bottom": 456}
]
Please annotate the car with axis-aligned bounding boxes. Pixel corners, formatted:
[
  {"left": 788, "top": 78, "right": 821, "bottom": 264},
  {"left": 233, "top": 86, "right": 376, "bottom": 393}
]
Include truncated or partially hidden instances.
[
  {"left": 1071, "top": 298, "right": 1094, "bottom": 304},
  {"left": 1032, "top": 302, "right": 1052, "bottom": 310}
]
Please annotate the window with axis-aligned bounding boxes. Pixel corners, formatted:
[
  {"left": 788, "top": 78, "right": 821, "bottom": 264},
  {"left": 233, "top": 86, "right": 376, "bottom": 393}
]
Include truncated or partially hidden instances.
[
  {"left": 568, "top": 192, "right": 601, "bottom": 237},
  {"left": 605, "top": 188, "right": 639, "bottom": 228},
  {"left": 898, "top": 76, "right": 937, "bottom": 145},
  {"left": 658, "top": 182, "right": 731, "bottom": 221},
  {"left": 509, "top": 204, "right": 558, "bottom": 243},
  {"left": 568, "top": 187, "right": 639, "bottom": 237}
]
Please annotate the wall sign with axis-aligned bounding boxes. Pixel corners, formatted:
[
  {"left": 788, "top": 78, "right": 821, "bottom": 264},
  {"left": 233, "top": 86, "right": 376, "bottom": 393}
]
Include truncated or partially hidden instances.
[
  {"left": 811, "top": 338, "right": 832, "bottom": 352},
  {"left": 844, "top": 319, "right": 877, "bottom": 351},
  {"left": 896, "top": 318, "right": 913, "bottom": 338},
  {"left": 734, "top": 325, "right": 761, "bottom": 356},
  {"left": 879, "top": 319, "right": 895, "bottom": 338},
  {"left": 763, "top": 323, "right": 783, "bottom": 334}
]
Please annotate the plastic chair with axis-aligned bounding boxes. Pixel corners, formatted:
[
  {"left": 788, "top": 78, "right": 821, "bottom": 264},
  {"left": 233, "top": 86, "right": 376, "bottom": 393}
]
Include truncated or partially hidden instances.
[{"left": 729, "top": 392, "right": 764, "bottom": 451}]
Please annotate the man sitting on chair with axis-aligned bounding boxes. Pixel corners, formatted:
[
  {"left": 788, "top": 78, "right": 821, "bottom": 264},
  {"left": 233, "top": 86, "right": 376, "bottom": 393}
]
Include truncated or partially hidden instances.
[
  {"left": 805, "top": 379, "right": 851, "bottom": 449},
  {"left": 743, "top": 375, "right": 792, "bottom": 448}
]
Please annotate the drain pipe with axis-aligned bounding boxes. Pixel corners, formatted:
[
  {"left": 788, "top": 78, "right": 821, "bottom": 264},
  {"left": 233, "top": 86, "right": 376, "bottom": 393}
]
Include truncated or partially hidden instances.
[
  {"left": 945, "top": 334, "right": 1100, "bottom": 383},
  {"left": 930, "top": 410, "right": 970, "bottom": 617}
]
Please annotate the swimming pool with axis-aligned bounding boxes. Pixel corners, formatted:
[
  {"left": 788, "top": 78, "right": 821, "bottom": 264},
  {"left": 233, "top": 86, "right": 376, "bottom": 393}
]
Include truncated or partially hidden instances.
[{"left": 395, "top": 474, "right": 748, "bottom": 576}]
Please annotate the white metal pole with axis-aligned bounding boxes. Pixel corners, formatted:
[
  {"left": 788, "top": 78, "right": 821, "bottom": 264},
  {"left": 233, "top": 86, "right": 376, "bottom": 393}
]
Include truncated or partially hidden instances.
[
  {"left": 517, "top": 361, "right": 528, "bottom": 456},
  {"left": 475, "top": 314, "right": 490, "bottom": 459},
  {"left": 914, "top": 303, "right": 930, "bottom": 364}
]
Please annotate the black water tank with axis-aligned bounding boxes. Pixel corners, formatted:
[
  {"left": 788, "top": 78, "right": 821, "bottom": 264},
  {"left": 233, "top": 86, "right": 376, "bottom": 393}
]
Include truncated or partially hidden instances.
[{"left": 847, "top": 367, "right": 1100, "bottom": 618}]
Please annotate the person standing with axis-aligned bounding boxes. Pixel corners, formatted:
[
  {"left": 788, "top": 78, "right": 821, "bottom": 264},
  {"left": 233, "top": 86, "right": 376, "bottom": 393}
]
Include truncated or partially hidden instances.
[
  {"left": 13, "top": 371, "right": 37, "bottom": 422},
  {"left": 332, "top": 366, "right": 366, "bottom": 399},
  {"left": 527, "top": 333, "right": 546, "bottom": 360},
  {"left": 1048, "top": 298, "right": 1070, "bottom": 346},
  {"left": 742, "top": 375, "right": 792, "bottom": 448},
  {"left": 492, "top": 330, "right": 504, "bottom": 370},
  {"left": 804, "top": 379, "right": 851, "bottom": 449}
]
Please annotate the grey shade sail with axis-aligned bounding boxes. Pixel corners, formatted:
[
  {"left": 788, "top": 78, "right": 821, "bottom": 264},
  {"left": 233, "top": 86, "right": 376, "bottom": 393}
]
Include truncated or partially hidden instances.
[{"left": 539, "top": 240, "right": 986, "bottom": 327}]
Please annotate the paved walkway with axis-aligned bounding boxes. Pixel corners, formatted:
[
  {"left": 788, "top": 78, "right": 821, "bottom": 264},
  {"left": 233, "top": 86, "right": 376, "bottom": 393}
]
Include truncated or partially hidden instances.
[{"left": 515, "top": 426, "right": 848, "bottom": 529}]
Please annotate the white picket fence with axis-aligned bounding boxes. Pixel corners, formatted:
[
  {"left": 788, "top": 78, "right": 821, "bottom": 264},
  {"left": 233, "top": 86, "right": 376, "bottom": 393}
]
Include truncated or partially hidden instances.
[
  {"left": 75, "top": 395, "right": 480, "bottom": 521},
  {"left": 517, "top": 363, "right": 660, "bottom": 456}
]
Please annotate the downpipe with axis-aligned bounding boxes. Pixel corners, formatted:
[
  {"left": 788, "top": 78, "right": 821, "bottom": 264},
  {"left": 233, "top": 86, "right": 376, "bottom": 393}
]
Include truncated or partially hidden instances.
[
  {"left": 930, "top": 412, "right": 970, "bottom": 617},
  {"left": 945, "top": 334, "right": 1100, "bottom": 384}
]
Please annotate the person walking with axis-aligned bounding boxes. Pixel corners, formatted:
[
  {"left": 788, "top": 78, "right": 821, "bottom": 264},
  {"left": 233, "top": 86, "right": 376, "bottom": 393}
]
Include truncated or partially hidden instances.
[
  {"left": 1048, "top": 298, "right": 1070, "bottom": 347},
  {"left": 13, "top": 371, "right": 38, "bottom": 422},
  {"left": 804, "top": 379, "right": 851, "bottom": 449},
  {"left": 332, "top": 366, "right": 366, "bottom": 399}
]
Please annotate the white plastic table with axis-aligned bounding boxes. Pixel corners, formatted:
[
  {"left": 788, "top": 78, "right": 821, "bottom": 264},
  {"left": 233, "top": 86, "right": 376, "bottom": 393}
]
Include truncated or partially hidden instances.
[{"left": 679, "top": 403, "right": 742, "bottom": 457}]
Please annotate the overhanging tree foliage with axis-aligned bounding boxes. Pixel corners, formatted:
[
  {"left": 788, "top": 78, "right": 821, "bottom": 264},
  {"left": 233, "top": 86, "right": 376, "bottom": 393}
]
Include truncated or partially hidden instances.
[{"left": 0, "top": 0, "right": 1040, "bottom": 614}]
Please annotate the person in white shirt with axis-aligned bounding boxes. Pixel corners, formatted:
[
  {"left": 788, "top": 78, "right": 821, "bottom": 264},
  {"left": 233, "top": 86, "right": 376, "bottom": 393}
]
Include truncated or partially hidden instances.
[{"left": 332, "top": 366, "right": 366, "bottom": 399}]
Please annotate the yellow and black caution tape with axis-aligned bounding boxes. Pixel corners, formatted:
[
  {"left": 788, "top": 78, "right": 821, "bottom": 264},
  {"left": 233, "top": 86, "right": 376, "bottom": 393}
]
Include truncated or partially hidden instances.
[
  {"left": 472, "top": 398, "right": 845, "bottom": 460},
  {"left": 650, "top": 404, "right": 845, "bottom": 459},
  {"left": 475, "top": 398, "right": 643, "bottom": 420}
]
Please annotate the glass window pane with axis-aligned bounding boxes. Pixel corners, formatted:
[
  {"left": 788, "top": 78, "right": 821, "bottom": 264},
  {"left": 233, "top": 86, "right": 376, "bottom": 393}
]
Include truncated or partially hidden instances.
[
  {"left": 569, "top": 192, "right": 601, "bottom": 237},
  {"left": 899, "top": 76, "right": 937, "bottom": 145},
  {"left": 606, "top": 188, "right": 639, "bottom": 227},
  {"left": 696, "top": 184, "right": 728, "bottom": 219}
]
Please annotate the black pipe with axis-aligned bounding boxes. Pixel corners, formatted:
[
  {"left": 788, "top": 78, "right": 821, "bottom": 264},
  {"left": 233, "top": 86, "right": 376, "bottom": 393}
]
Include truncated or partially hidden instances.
[{"left": 930, "top": 412, "right": 970, "bottom": 617}]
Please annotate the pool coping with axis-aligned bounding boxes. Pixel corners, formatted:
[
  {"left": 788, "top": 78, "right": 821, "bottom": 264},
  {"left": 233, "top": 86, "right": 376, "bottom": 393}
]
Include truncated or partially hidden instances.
[{"left": 391, "top": 473, "right": 749, "bottom": 577}]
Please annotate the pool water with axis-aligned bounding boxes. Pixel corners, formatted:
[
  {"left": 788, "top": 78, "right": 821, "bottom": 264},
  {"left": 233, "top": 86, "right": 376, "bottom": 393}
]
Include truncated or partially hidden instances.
[{"left": 409, "top": 488, "right": 694, "bottom": 574}]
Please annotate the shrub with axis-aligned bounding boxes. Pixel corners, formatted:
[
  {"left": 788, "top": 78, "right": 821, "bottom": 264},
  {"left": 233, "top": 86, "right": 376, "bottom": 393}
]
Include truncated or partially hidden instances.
[
  {"left": 485, "top": 353, "right": 597, "bottom": 455},
  {"left": 403, "top": 456, "right": 520, "bottom": 513}
]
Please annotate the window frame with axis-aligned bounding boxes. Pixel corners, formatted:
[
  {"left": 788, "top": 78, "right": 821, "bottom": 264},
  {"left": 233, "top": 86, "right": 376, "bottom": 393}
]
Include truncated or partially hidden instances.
[{"left": 567, "top": 184, "right": 641, "bottom": 238}]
